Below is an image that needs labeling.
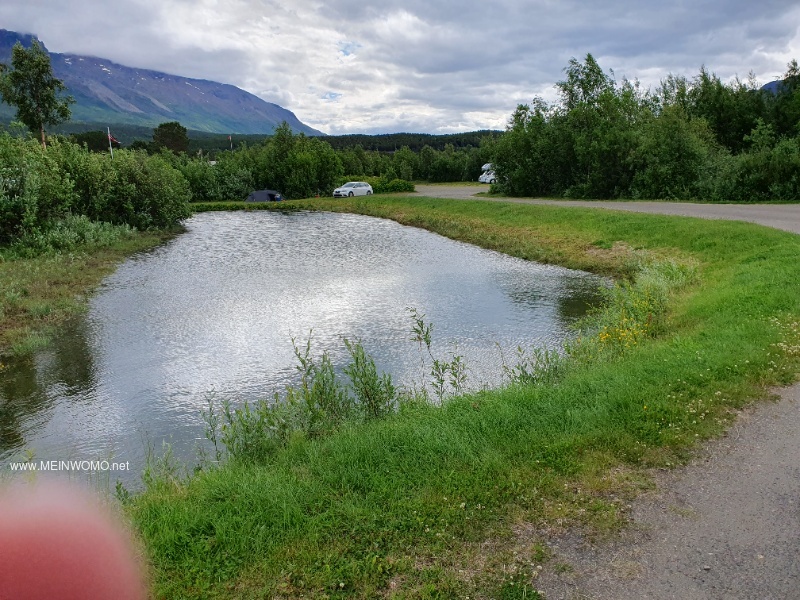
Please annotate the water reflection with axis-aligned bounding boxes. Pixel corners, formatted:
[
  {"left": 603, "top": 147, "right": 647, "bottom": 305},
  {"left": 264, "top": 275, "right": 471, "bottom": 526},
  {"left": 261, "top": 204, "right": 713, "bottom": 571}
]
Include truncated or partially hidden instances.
[{"left": 0, "top": 211, "right": 608, "bottom": 484}]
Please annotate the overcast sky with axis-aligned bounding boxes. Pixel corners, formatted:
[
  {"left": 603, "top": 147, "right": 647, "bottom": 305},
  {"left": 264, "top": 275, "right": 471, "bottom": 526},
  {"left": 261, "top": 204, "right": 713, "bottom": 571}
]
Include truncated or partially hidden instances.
[{"left": 2, "top": 1, "right": 799, "bottom": 134}]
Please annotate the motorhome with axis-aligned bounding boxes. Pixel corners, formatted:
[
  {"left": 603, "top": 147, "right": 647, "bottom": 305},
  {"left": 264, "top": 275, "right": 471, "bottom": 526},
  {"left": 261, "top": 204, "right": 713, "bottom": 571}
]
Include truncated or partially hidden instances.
[{"left": 479, "top": 163, "right": 496, "bottom": 184}]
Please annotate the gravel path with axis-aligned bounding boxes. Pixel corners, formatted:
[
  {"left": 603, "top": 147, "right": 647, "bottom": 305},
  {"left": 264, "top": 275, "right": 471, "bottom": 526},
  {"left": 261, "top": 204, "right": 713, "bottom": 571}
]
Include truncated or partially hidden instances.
[
  {"left": 535, "top": 384, "right": 800, "bottom": 600},
  {"left": 410, "top": 185, "right": 800, "bottom": 235},
  {"left": 412, "top": 185, "right": 800, "bottom": 599}
]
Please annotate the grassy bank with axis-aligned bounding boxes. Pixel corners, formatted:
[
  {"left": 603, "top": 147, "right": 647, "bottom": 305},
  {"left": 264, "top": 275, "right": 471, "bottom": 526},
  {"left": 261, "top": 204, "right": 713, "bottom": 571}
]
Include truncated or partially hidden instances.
[
  {"left": 127, "top": 196, "right": 800, "bottom": 599},
  {"left": 0, "top": 230, "right": 173, "bottom": 357}
]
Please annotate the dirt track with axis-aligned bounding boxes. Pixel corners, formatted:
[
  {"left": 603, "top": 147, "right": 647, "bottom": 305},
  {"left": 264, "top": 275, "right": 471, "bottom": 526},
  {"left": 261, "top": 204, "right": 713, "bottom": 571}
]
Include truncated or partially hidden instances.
[
  {"left": 410, "top": 184, "right": 800, "bottom": 235},
  {"left": 413, "top": 185, "right": 800, "bottom": 599}
]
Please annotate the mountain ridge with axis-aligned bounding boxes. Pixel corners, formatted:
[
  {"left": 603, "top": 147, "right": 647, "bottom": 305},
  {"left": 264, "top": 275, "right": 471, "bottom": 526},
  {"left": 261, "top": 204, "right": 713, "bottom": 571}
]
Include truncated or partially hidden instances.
[{"left": 0, "top": 29, "right": 324, "bottom": 136}]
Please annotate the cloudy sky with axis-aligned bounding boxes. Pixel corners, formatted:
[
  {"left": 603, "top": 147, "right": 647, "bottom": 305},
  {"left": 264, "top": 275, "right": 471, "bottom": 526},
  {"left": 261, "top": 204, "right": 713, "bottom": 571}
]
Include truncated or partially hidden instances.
[{"left": 2, "top": 0, "right": 799, "bottom": 134}]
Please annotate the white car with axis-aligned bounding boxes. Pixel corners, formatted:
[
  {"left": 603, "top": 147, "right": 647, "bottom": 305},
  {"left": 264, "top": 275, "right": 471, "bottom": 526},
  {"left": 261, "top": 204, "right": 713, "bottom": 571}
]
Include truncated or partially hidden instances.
[
  {"left": 333, "top": 181, "right": 374, "bottom": 197},
  {"left": 479, "top": 170, "right": 496, "bottom": 184}
]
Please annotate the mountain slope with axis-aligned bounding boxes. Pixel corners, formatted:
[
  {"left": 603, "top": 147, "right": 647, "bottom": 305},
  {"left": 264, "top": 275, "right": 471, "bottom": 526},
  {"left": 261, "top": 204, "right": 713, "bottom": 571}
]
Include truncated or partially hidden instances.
[{"left": 0, "top": 30, "right": 323, "bottom": 136}]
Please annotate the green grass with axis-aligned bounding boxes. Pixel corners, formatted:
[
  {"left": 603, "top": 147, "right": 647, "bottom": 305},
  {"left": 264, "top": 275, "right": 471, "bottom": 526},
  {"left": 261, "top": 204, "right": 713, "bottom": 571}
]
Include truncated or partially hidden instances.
[
  {"left": 0, "top": 230, "right": 174, "bottom": 357},
  {"left": 123, "top": 195, "right": 800, "bottom": 598}
]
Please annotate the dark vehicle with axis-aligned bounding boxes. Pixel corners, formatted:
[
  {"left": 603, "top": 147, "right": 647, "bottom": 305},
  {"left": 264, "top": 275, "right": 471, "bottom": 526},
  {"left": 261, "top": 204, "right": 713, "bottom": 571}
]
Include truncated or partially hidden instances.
[{"left": 246, "top": 189, "right": 283, "bottom": 202}]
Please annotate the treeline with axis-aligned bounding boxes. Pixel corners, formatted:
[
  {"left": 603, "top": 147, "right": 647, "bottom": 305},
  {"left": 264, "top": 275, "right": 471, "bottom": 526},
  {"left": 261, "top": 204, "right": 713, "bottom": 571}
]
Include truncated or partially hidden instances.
[
  {"left": 323, "top": 130, "right": 501, "bottom": 152},
  {"left": 172, "top": 123, "right": 342, "bottom": 201},
  {"left": 336, "top": 142, "right": 493, "bottom": 183},
  {"left": 55, "top": 123, "right": 497, "bottom": 190},
  {"left": 169, "top": 124, "right": 494, "bottom": 200},
  {"left": 493, "top": 54, "right": 800, "bottom": 201},
  {"left": 0, "top": 122, "right": 451, "bottom": 250},
  {"left": 48, "top": 122, "right": 502, "bottom": 156},
  {"left": 1, "top": 119, "right": 496, "bottom": 251}
]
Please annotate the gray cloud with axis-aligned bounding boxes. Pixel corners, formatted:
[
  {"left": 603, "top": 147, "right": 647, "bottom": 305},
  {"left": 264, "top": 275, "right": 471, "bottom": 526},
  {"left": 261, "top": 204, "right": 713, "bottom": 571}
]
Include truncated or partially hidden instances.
[{"left": 2, "top": 0, "right": 799, "bottom": 133}]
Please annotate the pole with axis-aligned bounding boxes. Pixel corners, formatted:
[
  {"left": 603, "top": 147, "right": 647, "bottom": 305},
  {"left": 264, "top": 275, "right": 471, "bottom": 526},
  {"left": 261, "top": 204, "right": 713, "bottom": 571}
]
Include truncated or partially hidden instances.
[{"left": 108, "top": 127, "right": 114, "bottom": 159}]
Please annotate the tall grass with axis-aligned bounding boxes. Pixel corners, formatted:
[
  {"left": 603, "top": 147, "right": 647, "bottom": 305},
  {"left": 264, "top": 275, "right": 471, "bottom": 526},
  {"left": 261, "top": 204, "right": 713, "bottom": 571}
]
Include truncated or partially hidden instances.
[
  {"left": 0, "top": 229, "right": 172, "bottom": 355},
  {"left": 7, "top": 214, "right": 136, "bottom": 258},
  {"left": 202, "top": 335, "right": 401, "bottom": 464},
  {"left": 127, "top": 196, "right": 800, "bottom": 598}
]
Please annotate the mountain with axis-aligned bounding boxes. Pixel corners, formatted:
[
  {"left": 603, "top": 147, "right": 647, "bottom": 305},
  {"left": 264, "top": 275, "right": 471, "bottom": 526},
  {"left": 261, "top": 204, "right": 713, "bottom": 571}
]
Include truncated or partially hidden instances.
[
  {"left": 0, "top": 29, "right": 323, "bottom": 136},
  {"left": 761, "top": 80, "right": 784, "bottom": 95}
]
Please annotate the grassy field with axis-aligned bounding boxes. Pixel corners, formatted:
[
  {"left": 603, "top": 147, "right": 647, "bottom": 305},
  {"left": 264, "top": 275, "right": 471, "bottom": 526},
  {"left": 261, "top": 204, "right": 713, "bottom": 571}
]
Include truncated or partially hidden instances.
[{"left": 124, "top": 196, "right": 800, "bottom": 599}]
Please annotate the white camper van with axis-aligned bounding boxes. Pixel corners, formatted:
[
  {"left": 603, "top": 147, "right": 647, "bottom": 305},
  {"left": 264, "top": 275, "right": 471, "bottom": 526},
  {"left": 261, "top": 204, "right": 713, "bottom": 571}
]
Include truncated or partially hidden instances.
[{"left": 479, "top": 163, "right": 496, "bottom": 184}]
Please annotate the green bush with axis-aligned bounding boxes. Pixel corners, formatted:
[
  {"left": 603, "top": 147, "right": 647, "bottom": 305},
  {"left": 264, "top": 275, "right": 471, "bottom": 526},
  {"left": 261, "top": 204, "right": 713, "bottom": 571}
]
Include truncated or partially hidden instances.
[
  {"left": 0, "top": 134, "right": 191, "bottom": 250},
  {"left": 377, "top": 178, "right": 415, "bottom": 193},
  {"left": 709, "top": 137, "right": 800, "bottom": 202},
  {"left": 629, "top": 107, "right": 718, "bottom": 200},
  {"left": 104, "top": 150, "right": 191, "bottom": 229},
  {"left": 0, "top": 134, "right": 76, "bottom": 244},
  {"left": 176, "top": 158, "right": 223, "bottom": 203},
  {"left": 47, "top": 137, "right": 116, "bottom": 220},
  {"left": 338, "top": 175, "right": 415, "bottom": 194}
]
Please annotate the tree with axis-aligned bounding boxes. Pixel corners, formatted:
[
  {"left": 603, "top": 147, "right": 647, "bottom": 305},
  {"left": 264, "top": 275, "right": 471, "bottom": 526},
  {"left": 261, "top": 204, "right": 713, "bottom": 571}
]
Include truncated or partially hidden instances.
[
  {"left": 686, "top": 67, "right": 765, "bottom": 153},
  {"left": 556, "top": 53, "right": 614, "bottom": 111},
  {"left": 0, "top": 40, "right": 74, "bottom": 148},
  {"left": 769, "top": 59, "right": 800, "bottom": 138},
  {"left": 152, "top": 121, "right": 189, "bottom": 154},
  {"left": 71, "top": 130, "right": 121, "bottom": 153},
  {"left": 128, "top": 140, "right": 151, "bottom": 152}
]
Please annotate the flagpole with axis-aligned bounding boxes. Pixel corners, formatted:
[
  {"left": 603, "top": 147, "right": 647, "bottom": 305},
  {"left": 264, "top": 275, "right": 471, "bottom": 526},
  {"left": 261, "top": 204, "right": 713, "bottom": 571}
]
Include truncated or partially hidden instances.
[{"left": 107, "top": 127, "right": 114, "bottom": 159}]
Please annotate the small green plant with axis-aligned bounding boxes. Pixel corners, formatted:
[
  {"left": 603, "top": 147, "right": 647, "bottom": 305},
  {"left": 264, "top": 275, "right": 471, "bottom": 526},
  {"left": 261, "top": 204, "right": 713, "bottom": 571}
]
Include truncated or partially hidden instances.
[
  {"left": 343, "top": 338, "right": 396, "bottom": 420},
  {"left": 500, "top": 344, "right": 566, "bottom": 386},
  {"left": 114, "top": 480, "right": 132, "bottom": 505},
  {"left": 497, "top": 569, "right": 541, "bottom": 599},
  {"left": 10, "top": 215, "right": 137, "bottom": 257},
  {"left": 204, "top": 333, "right": 399, "bottom": 463},
  {"left": 569, "top": 254, "right": 697, "bottom": 359},
  {"left": 408, "top": 307, "right": 468, "bottom": 400},
  {"left": 201, "top": 393, "right": 224, "bottom": 464},
  {"left": 292, "top": 334, "right": 354, "bottom": 436},
  {"left": 141, "top": 441, "right": 185, "bottom": 491}
]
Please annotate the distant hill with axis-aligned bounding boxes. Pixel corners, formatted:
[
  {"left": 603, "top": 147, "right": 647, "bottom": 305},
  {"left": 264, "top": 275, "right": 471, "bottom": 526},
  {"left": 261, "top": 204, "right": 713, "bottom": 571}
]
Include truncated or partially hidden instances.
[{"left": 0, "top": 29, "right": 323, "bottom": 136}]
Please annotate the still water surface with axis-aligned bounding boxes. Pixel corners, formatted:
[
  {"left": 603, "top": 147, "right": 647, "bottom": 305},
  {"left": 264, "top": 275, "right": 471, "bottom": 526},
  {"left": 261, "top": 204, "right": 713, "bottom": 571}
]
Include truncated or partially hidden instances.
[{"left": 0, "top": 211, "right": 607, "bottom": 485}]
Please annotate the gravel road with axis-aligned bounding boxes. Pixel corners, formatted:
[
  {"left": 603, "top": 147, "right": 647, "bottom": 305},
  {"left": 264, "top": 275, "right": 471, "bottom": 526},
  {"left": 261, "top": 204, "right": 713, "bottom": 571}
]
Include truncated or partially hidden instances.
[
  {"left": 411, "top": 185, "right": 800, "bottom": 599},
  {"left": 410, "top": 185, "right": 800, "bottom": 235}
]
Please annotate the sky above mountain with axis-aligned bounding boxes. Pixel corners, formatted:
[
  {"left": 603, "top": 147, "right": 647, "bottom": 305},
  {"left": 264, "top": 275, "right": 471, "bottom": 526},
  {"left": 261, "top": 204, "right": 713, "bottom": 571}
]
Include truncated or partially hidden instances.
[{"left": 2, "top": 1, "right": 799, "bottom": 135}]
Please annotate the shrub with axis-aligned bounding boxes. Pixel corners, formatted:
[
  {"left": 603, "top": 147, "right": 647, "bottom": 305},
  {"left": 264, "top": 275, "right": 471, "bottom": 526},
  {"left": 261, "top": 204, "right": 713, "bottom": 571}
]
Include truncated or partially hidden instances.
[
  {"left": 206, "top": 335, "right": 399, "bottom": 463},
  {"left": 10, "top": 214, "right": 135, "bottom": 256},
  {"left": 47, "top": 137, "right": 118, "bottom": 220},
  {"left": 0, "top": 135, "right": 192, "bottom": 250},
  {"left": 0, "top": 134, "right": 76, "bottom": 244},
  {"left": 177, "top": 158, "right": 224, "bottom": 203},
  {"left": 701, "top": 136, "right": 800, "bottom": 202},
  {"left": 104, "top": 150, "right": 192, "bottom": 229},
  {"left": 338, "top": 175, "right": 415, "bottom": 194},
  {"left": 570, "top": 255, "right": 697, "bottom": 358}
]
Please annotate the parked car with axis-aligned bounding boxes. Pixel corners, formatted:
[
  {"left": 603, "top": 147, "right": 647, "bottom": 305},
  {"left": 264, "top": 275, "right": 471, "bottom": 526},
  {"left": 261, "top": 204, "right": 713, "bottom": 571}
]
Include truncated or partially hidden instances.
[
  {"left": 479, "top": 170, "right": 496, "bottom": 184},
  {"left": 333, "top": 181, "right": 373, "bottom": 197},
  {"left": 246, "top": 189, "right": 283, "bottom": 202}
]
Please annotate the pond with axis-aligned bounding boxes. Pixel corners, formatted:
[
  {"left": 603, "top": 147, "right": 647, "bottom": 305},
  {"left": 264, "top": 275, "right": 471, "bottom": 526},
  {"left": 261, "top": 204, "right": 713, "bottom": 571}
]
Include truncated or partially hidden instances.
[{"left": 0, "top": 211, "right": 608, "bottom": 486}]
